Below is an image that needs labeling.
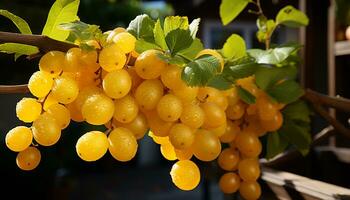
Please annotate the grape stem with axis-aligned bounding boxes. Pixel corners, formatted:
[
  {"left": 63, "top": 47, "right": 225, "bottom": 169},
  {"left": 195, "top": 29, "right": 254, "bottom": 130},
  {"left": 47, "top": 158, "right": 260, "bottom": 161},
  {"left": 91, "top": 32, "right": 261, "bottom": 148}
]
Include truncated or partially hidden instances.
[
  {"left": 0, "top": 84, "right": 29, "bottom": 94},
  {"left": 0, "top": 31, "right": 77, "bottom": 56}
]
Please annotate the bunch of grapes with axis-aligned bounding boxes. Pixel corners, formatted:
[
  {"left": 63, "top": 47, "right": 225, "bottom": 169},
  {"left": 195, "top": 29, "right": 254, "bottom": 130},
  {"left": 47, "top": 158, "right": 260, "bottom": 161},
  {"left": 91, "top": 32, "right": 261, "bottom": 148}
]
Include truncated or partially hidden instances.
[{"left": 5, "top": 27, "right": 284, "bottom": 199}]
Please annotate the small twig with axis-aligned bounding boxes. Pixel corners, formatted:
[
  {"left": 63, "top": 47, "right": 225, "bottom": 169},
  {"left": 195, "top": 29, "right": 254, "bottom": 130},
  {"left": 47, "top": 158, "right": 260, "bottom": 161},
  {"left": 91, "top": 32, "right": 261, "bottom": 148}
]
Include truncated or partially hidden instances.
[
  {"left": 0, "top": 31, "right": 77, "bottom": 54},
  {"left": 0, "top": 84, "right": 29, "bottom": 94}
]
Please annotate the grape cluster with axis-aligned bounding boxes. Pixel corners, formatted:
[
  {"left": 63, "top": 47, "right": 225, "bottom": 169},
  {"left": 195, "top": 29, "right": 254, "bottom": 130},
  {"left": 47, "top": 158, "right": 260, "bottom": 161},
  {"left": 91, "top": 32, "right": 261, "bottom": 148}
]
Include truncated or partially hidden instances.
[{"left": 5, "top": 27, "right": 284, "bottom": 199}]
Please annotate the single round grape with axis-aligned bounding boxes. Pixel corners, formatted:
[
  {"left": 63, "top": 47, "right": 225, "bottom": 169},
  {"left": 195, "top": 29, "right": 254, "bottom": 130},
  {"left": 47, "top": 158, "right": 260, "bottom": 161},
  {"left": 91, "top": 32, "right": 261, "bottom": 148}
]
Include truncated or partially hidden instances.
[
  {"left": 160, "top": 64, "right": 185, "bottom": 90},
  {"left": 51, "top": 76, "right": 79, "bottom": 104},
  {"left": 172, "top": 86, "right": 198, "bottom": 103},
  {"left": 47, "top": 103, "right": 71, "bottom": 129},
  {"left": 175, "top": 148, "right": 193, "bottom": 160},
  {"left": 114, "top": 113, "right": 148, "bottom": 139},
  {"left": 236, "top": 76, "right": 259, "bottom": 97},
  {"left": 64, "top": 47, "right": 82, "bottom": 72},
  {"left": 157, "top": 94, "right": 183, "bottom": 122},
  {"left": 235, "top": 131, "right": 262, "bottom": 158},
  {"left": 170, "top": 160, "right": 200, "bottom": 191},
  {"left": 28, "top": 71, "right": 54, "bottom": 98},
  {"left": 257, "top": 95, "right": 278, "bottom": 121},
  {"left": 6, "top": 126, "right": 33, "bottom": 152},
  {"left": 81, "top": 49, "right": 98, "bottom": 66},
  {"left": 76, "top": 131, "right": 109, "bottom": 161},
  {"left": 207, "top": 122, "right": 227, "bottom": 138},
  {"left": 196, "top": 49, "right": 224, "bottom": 71},
  {"left": 82, "top": 94, "right": 115, "bottom": 125},
  {"left": 160, "top": 144, "right": 177, "bottom": 161},
  {"left": 226, "top": 86, "right": 240, "bottom": 105},
  {"left": 66, "top": 101, "right": 84, "bottom": 122},
  {"left": 135, "top": 79, "right": 164, "bottom": 110},
  {"left": 169, "top": 123, "right": 194, "bottom": 149},
  {"left": 99, "top": 44, "right": 126, "bottom": 72},
  {"left": 112, "top": 32, "right": 136, "bottom": 54},
  {"left": 145, "top": 110, "right": 173, "bottom": 137},
  {"left": 148, "top": 131, "right": 170, "bottom": 145},
  {"left": 226, "top": 101, "right": 245, "bottom": 120},
  {"left": 113, "top": 95, "right": 138, "bottom": 123},
  {"left": 103, "top": 69, "right": 132, "bottom": 99},
  {"left": 197, "top": 87, "right": 228, "bottom": 110},
  {"left": 239, "top": 181, "right": 261, "bottom": 200},
  {"left": 220, "top": 120, "right": 240, "bottom": 143},
  {"left": 43, "top": 93, "right": 58, "bottom": 111},
  {"left": 32, "top": 112, "right": 61, "bottom": 146},
  {"left": 218, "top": 148, "right": 240, "bottom": 171},
  {"left": 106, "top": 27, "right": 126, "bottom": 43},
  {"left": 16, "top": 98, "right": 42, "bottom": 123},
  {"left": 74, "top": 69, "right": 99, "bottom": 89},
  {"left": 192, "top": 129, "right": 221, "bottom": 161},
  {"left": 16, "top": 146, "right": 41, "bottom": 171},
  {"left": 135, "top": 49, "right": 166, "bottom": 79},
  {"left": 180, "top": 103, "right": 205, "bottom": 129},
  {"left": 39, "top": 51, "right": 64, "bottom": 77},
  {"left": 108, "top": 128, "right": 138, "bottom": 162},
  {"left": 238, "top": 158, "right": 260, "bottom": 181},
  {"left": 201, "top": 102, "right": 226, "bottom": 128},
  {"left": 75, "top": 86, "right": 102, "bottom": 110},
  {"left": 261, "top": 111, "right": 283, "bottom": 132},
  {"left": 219, "top": 172, "right": 240, "bottom": 194}
]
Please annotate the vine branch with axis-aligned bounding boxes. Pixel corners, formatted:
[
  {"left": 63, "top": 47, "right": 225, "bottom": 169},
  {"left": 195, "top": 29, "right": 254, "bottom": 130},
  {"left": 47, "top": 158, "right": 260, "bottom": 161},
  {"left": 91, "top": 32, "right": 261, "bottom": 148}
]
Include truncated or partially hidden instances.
[{"left": 0, "top": 84, "right": 29, "bottom": 94}]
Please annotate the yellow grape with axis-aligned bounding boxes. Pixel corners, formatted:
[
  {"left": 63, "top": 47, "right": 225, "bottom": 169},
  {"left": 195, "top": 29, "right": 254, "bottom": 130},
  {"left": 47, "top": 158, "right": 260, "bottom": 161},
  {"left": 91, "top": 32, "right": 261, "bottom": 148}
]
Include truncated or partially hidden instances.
[
  {"left": 135, "top": 49, "right": 166, "bottom": 79},
  {"left": 43, "top": 93, "right": 58, "bottom": 111},
  {"left": 196, "top": 49, "right": 224, "bottom": 72},
  {"left": 126, "top": 67, "right": 143, "bottom": 92},
  {"left": 82, "top": 94, "right": 114, "bottom": 125},
  {"left": 135, "top": 79, "right": 164, "bottom": 110},
  {"left": 170, "top": 160, "right": 200, "bottom": 191},
  {"left": 171, "top": 85, "right": 198, "bottom": 103},
  {"left": 245, "top": 115, "right": 267, "bottom": 137},
  {"left": 106, "top": 27, "right": 126, "bottom": 43},
  {"left": 156, "top": 94, "right": 183, "bottom": 122},
  {"left": 226, "top": 101, "right": 245, "bottom": 120},
  {"left": 192, "top": 129, "right": 221, "bottom": 161},
  {"left": 16, "top": 98, "right": 42, "bottom": 123},
  {"left": 201, "top": 102, "right": 226, "bottom": 129},
  {"left": 108, "top": 128, "right": 138, "bottom": 162},
  {"left": 32, "top": 112, "right": 61, "bottom": 146},
  {"left": 76, "top": 131, "right": 109, "bottom": 161},
  {"left": 64, "top": 47, "right": 82, "bottom": 72},
  {"left": 220, "top": 120, "right": 240, "bottom": 143},
  {"left": 6, "top": 126, "right": 33, "bottom": 152},
  {"left": 112, "top": 32, "right": 136, "bottom": 54},
  {"left": 219, "top": 172, "right": 240, "bottom": 194},
  {"left": 207, "top": 122, "right": 227, "bottom": 138},
  {"left": 226, "top": 86, "right": 240, "bottom": 105},
  {"left": 260, "top": 111, "right": 283, "bottom": 132},
  {"left": 257, "top": 94, "right": 278, "bottom": 121},
  {"left": 39, "top": 51, "right": 64, "bottom": 77},
  {"left": 114, "top": 113, "right": 148, "bottom": 140},
  {"left": 175, "top": 148, "right": 193, "bottom": 160},
  {"left": 148, "top": 131, "right": 170, "bottom": 145},
  {"left": 75, "top": 86, "right": 102, "bottom": 110},
  {"left": 180, "top": 103, "right": 204, "bottom": 129},
  {"left": 235, "top": 131, "right": 262, "bottom": 158},
  {"left": 28, "top": 71, "right": 53, "bottom": 98},
  {"left": 47, "top": 103, "right": 71, "bottom": 129},
  {"left": 81, "top": 49, "right": 98, "bottom": 66},
  {"left": 160, "top": 144, "right": 177, "bottom": 161},
  {"left": 239, "top": 181, "right": 261, "bottom": 200},
  {"left": 197, "top": 87, "right": 228, "bottom": 110},
  {"left": 238, "top": 158, "right": 260, "bottom": 181},
  {"left": 99, "top": 44, "right": 126, "bottom": 72},
  {"left": 160, "top": 64, "right": 185, "bottom": 90},
  {"left": 16, "top": 146, "right": 41, "bottom": 171},
  {"left": 218, "top": 148, "right": 240, "bottom": 171},
  {"left": 74, "top": 69, "right": 99, "bottom": 89},
  {"left": 145, "top": 111, "right": 173, "bottom": 137},
  {"left": 66, "top": 101, "right": 84, "bottom": 122},
  {"left": 169, "top": 123, "right": 194, "bottom": 149},
  {"left": 113, "top": 95, "right": 138, "bottom": 123},
  {"left": 51, "top": 76, "right": 79, "bottom": 104},
  {"left": 103, "top": 69, "right": 132, "bottom": 99},
  {"left": 236, "top": 76, "right": 259, "bottom": 97}
]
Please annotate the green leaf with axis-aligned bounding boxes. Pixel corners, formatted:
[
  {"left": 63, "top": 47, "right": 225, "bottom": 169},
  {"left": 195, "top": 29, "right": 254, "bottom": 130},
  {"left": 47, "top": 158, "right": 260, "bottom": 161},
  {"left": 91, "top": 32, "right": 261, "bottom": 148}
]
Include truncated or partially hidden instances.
[
  {"left": 223, "top": 58, "right": 260, "bottom": 81},
  {"left": 256, "top": 17, "right": 276, "bottom": 42},
  {"left": 182, "top": 55, "right": 220, "bottom": 86},
  {"left": 255, "top": 65, "right": 297, "bottom": 90},
  {"left": 237, "top": 86, "right": 256, "bottom": 104},
  {"left": 276, "top": 5, "right": 309, "bottom": 28},
  {"left": 282, "top": 100, "right": 311, "bottom": 123},
  {"left": 266, "top": 132, "right": 289, "bottom": 159},
  {"left": 189, "top": 18, "right": 200, "bottom": 38},
  {"left": 42, "top": 0, "right": 80, "bottom": 41},
  {"left": 127, "top": 14, "right": 155, "bottom": 42},
  {"left": 135, "top": 39, "right": 160, "bottom": 53},
  {"left": 207, "top": 75, "right": 232, "bottom": 90},
  {"left": 163, "top": 16, "right": 189, "bottom": 36},
  {"left": 157, "top": 53, "right": 186, "bottom": 66},
  {"left": 220, "top": 0, "right": 249, "bottom": 25},
  {"left": 153, "top": 19, "right": 168, "bottom": 50},
  {"left": 247, "top": 46, "right": 298, "bottom": 64},
  {"left": 267, "top": 80, "right": 304, "bottom": 104},
  {"left": 279, "top": 120, "right": 311, "bottom": 153},
  {"left": 0, "top": 9, "right": 32, "bottom": 34},
  {"left": 165, "top": 29, "right": 193, "bottom": 56},
  {"left": 0, "top": 43, "right": 38, "bottom": 56},
  {"left": 178, "top": 38, "right": 204, "bottom": 60},
  {"left": 222, "top": 34, "right": 246, "bottom": 59},
  {"left": 59, "top": 21, "right": 101, "bottom": 42}
]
